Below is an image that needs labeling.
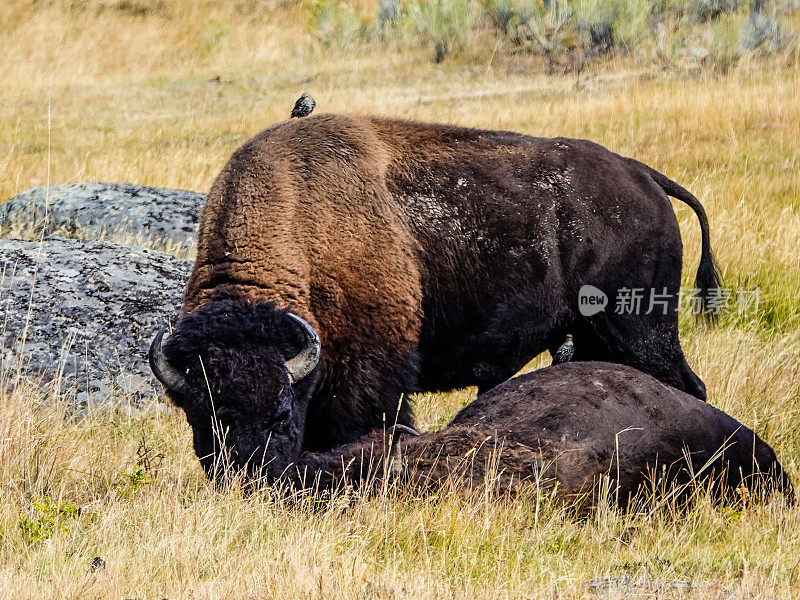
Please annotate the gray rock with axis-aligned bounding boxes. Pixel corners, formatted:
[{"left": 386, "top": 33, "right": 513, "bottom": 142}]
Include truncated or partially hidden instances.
[
  {"left": 0, "top": 238, "right": 190, "bottom": 406},
  {"left": 0, "top": 183, "right": 205, "bottom": 249}
]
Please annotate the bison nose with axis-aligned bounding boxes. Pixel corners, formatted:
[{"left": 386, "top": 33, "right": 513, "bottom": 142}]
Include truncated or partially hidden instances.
[{"left": 201, "top": 450, "right": 260, "bottom": 487}]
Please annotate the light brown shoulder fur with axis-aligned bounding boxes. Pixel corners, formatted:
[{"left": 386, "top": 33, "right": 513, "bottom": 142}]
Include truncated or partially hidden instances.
[{"left": 185, "top": 114, "right": 424, "bottom": 353}]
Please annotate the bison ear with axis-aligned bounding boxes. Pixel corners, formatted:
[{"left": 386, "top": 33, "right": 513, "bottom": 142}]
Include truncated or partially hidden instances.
[
  {"left": 149, "top": 327, "right": 187, "bottom": 395},
  {"left": 284, "top": 313, "right": 321, "bottom": 383}
]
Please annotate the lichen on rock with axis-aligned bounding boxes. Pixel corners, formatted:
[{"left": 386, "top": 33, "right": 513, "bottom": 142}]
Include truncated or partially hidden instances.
[
  {"left": 0, "top": 237, "right": 190, "bottom": 407},
  {"left": 0, "top": 183, "right": 205, "bottom": 251}
]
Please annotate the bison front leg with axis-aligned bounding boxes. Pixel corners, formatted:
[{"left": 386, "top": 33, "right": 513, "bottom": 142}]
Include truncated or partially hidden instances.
[{"left": 301, "top": 347, "right": 421, "bottom": 451}]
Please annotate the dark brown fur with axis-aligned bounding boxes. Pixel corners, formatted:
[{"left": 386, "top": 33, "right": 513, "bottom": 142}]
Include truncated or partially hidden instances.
[
  {"left": 167, "top": 113, "right": 720, "bottom": 469},
  {"left": 285, "top": 363, "right": 792, "bottom": 509}
]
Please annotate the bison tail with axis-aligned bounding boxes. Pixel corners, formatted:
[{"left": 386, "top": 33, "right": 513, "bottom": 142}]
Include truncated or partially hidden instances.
[{"left": 644, "top": 165, "right": 722, "bottom": 322}]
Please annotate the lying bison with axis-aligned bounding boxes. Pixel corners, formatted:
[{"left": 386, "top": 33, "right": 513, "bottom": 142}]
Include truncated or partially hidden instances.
[
  {"left": 149, "top": 114, "right": 720, "bottom": 477},
  {"left": 280, "top": 363, "right": 793, "bottom": 508}
]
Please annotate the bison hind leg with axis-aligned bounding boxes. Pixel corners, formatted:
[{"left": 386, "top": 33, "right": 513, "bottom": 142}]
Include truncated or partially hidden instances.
[{"left": 571, "top": 314, "right": 707, "bottom": 400}]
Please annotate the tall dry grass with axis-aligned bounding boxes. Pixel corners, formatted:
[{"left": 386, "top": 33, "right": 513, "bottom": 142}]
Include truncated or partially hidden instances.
[
  {"left": 1, "top": 1, "right": 799, "bottom": 598},
  {"left": 1, "top": 380, "right": 799, "bottom": 599}
]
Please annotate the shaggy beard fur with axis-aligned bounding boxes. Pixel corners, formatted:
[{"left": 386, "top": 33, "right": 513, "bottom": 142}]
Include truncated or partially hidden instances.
[{"left": 160, "top": 297, "right": 318, "bottom": 478}]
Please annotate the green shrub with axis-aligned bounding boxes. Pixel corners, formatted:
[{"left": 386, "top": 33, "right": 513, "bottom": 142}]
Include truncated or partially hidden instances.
[
  {"left": 690, "top": 0, "right": 742, "bottom": 21},
  {"left": 653, "top": 0, "right": 695, "bottom": 15},
  {"left": 572, "top": 0, "right": 651, "bottom": 51},
  {"left": 520, "top": 0, "right": 577, "bottom": 54},
  {"left": 377, "top": 0, "right": 418, "bottom": 45},
  {"left": 199, "top": 18, "right": 230, "bottom": 56},
  {"left": 482, "top": 0, "right": 542, "bottom": 42},
  {"left": 18, "top": 497, "right": 80, "bottom": 544},
  {"left": 378, "top": 0, "right": 403, "bottom": 29},
  {"left": 707, "top": 12, "right": 746, "bottom": 69},
  {"left": 609, "top": 0, "right": 651, "bottom": 48},
  {"left": 483, "top": 0, "right": 518, "bottom": 35},
  {"left": 306, "top": 0, "right": 371, "bottom": 50},
  {"left": 484, "top": 0, "right": 650, "bottom": 66},
  {"left": 121, "top": 465, "right": 153, "bottom": 488},
  {"left": 408, "top": 0, "right": 479, "bottom": 63},
  {"left": 739, "top": 9, "right": 785, "bottom": 51},
  {"left": 299, "top": 0, "right": 798, "bottom": 72},
  {"left": 483, "top": 0, "right": 578, "bottom": 69}
]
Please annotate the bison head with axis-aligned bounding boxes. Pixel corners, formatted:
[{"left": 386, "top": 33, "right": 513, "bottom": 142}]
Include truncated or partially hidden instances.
[{"left": 149, "top": 300, "right": 321, "bottom": 483}]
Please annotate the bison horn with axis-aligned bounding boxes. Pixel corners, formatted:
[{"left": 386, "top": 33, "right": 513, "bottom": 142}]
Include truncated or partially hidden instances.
[
  {"left": 148, "top": 327, "right": 186, "bottom": 394},
  {"left": 388, "top": 424, "right": 420, "bottom": 437},
  {"left": 284, "top": 313, "right": 322, "bottom": 383}
]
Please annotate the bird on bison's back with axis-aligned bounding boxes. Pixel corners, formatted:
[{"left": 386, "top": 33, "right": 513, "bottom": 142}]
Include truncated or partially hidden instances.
[
  {"left": 149, "top": 113, "right": 721, "bottom": 482},
  {"left": 290, "top": 93, "right": 315, "bottom": 118}
]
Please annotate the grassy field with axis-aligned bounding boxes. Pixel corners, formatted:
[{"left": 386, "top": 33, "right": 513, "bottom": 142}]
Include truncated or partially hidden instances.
[{"left": 1, "top": 1, "right": 800, "bottom": 598}]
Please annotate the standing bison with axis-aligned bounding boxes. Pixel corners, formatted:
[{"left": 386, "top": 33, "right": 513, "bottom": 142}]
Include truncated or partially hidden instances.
[{"left": 149, "top": 114, "right": 719, "bottom": 479}]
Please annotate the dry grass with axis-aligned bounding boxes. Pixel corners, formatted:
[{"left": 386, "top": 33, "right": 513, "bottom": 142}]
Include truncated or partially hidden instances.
[{"left": 1, "top": 1, "right": 800, "bottom": 598}]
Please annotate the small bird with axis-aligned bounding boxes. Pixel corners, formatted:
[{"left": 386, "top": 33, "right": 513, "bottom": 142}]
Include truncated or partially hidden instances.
[
  {"left": 551, "top": 334, "right": 574, "bottom": 365},
  {"left": 290, "top": 93, "right": 316, "bottom": 118},
  {"left": 88, "top": 556, "right": 106, "bottom": 573}
]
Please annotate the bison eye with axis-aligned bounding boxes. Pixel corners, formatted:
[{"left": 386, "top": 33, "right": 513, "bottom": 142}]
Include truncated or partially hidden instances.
[{"left": 213, "top": 406, "right": 236, "bottom": 423}]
